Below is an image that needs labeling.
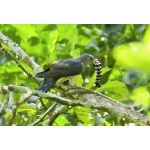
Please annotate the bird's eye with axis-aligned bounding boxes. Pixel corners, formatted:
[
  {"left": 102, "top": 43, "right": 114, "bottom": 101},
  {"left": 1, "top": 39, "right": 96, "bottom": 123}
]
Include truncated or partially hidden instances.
[{"left": 89, "top": 57, "right": 94, "bottom": 61}]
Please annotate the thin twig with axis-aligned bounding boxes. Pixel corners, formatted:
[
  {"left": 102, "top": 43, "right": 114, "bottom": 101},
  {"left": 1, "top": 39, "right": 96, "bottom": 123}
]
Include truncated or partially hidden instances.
[
  {"left": 0, "top": 33, "right": 62, "bottom": 125},
  {"left": 8, "top": 104, "right": 17, "bottom": 125},
  {"left": 47, "top": 105, "right": 67, "bottom": 126},
  {"left": 0, "top": 34, "right": 52, "bottom": 108},
  {"left": 0, "top": 93, "right": 9, "bottom": 117},
  {"left": 0, "top": 46, "right": 40, "bottom": 85},
  {"left": 29, "top": 102, "right": 58, "bottom": 126},
  {"left": 28, "top": 107, "right": 46, "bottom": 123}
]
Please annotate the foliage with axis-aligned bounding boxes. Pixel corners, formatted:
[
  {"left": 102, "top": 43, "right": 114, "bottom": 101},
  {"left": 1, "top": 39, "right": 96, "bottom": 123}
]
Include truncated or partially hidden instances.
[{"left": 0, "top": 24, "right": 150, "bottom": 126}]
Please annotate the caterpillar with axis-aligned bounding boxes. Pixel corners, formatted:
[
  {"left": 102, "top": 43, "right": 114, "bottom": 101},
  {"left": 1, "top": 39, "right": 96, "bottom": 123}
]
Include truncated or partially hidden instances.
[{"left": 93, "top": 58, "right": 102, "bottom": 87}]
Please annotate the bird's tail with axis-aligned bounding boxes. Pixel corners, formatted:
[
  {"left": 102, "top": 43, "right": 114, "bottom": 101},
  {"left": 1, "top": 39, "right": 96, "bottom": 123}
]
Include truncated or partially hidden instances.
[{"left": 27, "top": 78, "right": 57, "bottom": 103}]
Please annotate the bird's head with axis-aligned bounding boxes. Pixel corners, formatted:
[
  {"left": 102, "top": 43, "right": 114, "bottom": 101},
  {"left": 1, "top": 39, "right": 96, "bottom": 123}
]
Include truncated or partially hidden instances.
[{"left": 78, "top": 54, "right": 95, "bottom": 69}]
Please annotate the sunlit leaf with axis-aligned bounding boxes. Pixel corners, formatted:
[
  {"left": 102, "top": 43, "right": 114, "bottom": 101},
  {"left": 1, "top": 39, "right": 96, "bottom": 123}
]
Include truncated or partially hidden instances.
[
  {"left": 130, "top": 86, "right": 150, "bottom": 109},
  {"left": 74, "top": 106, "right": 92, "bottom": 124},
  {"left": 101, "top": 67, "right": 111, "bottom": 75},
  {"left": 101, "top": 80, "right": 129, "bottom": 99},
  {"left": 76, "top": 75, "right": 83, "bottom": 86},
  {"left": 54, "top": 115, "right": 69, "bottom": 126},
  {"left": 113, "top": 42, "right": 150, "bottom": 72}
]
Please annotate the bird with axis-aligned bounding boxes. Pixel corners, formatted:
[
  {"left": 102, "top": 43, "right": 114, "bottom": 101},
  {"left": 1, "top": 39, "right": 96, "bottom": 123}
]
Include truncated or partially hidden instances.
[{"left": 28, "top": 54, "right": 95, "bottom": 103}]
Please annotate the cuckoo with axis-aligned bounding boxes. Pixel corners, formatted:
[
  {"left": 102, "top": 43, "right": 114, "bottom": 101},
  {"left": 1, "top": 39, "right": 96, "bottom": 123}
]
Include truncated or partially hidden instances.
[{"left": 28, "top": 54, "right": 100, "bottom": 103}]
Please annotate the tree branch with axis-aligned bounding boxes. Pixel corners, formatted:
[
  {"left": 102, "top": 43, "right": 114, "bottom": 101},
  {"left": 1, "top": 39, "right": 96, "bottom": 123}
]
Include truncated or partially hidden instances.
[
  {"left": 0, "top": 92, "right": 9, "bottom": 117},
  {"left": 0, "top": 32, "right": 47, "bottom": 108},
  {"left": 1, "top": 85, "right": 150, "bottom": 126},
  {"left": 0, "top": 32, "right": 42, "bottom": 73},
  {"left": 29, "top": 102, "right": 58, "bottom": 126},
  {"left": 0, "top": 46, "right": 40, "bottom": 85},
  {"left": 47, "top": 105, "right": 67, "bottom": 126},
  {"left": 8, "top": 104, "right": 17, "bottom": 126},
  {"left": 0, "top": 32, "right": 63, "bottom": 125}
]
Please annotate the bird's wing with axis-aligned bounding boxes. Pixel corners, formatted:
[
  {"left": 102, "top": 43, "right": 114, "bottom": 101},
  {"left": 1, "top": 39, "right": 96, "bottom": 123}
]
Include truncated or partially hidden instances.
[
  {"left": 35, "top": 59, "right": 83, "bottom": 79},
  {"left": 27, "top": 78, "right": 57, "bottom": 103}
]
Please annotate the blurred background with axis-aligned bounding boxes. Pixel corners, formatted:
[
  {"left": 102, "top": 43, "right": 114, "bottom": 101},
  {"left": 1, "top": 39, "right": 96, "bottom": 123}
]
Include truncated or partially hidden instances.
[{"left": 0, "top": 24, "right": 150, "bottom": 125}]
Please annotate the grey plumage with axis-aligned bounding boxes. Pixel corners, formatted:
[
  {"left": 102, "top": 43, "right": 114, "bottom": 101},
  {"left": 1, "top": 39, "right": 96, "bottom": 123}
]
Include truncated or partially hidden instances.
[
  {"left": 28, "top": 78, "right": 57, "bottom": 103},
  {"left": 28, "top": 54, "right": 95, "bottom": 103}
]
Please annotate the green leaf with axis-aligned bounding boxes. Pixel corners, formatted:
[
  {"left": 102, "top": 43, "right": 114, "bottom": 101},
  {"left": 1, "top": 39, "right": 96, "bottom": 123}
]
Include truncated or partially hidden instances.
[
  {"left": 54, "top": 115, "right": 70, "bottom": 126},
  {"left": 11, "top": 24, "right": 38, "bottom": 43},
  {"left": 113, "top": 42, "right": 150, "bottom": 72},
  {"left": 101, "top": 80, "right": 129, "bottom": 99},
  {"left": 85, "top": 72, "right": 96, "bottom": 89},
  {"left": 101, "top": 67, "right": 111, "bottom": 75},
  {"left": 76, "top": 75, "right": 83, "bottom": 86},
  {"left": 74, "top": 107, "right": 92, "bottom": 124},
  {"left": 130, "top": 86, "right": 150, "bottom": 109},
  {"left": 17, "top": 104, "right": 36, "bottom": 113}
]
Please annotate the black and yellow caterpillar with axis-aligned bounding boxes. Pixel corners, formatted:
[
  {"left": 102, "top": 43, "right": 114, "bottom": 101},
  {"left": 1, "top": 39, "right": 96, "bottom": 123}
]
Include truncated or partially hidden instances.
[{"left": 93, "top": 58, "right": 102, "bottom": 87}]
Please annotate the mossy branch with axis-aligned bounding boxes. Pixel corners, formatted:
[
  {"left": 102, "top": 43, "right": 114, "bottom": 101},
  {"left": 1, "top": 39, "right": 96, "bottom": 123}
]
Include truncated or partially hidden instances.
[
  {"left": 1, "top": 85, "right": 149, "bottom": 126},
  {"left": 0, "top": 32, "right": 42, "bottom": 73}
]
